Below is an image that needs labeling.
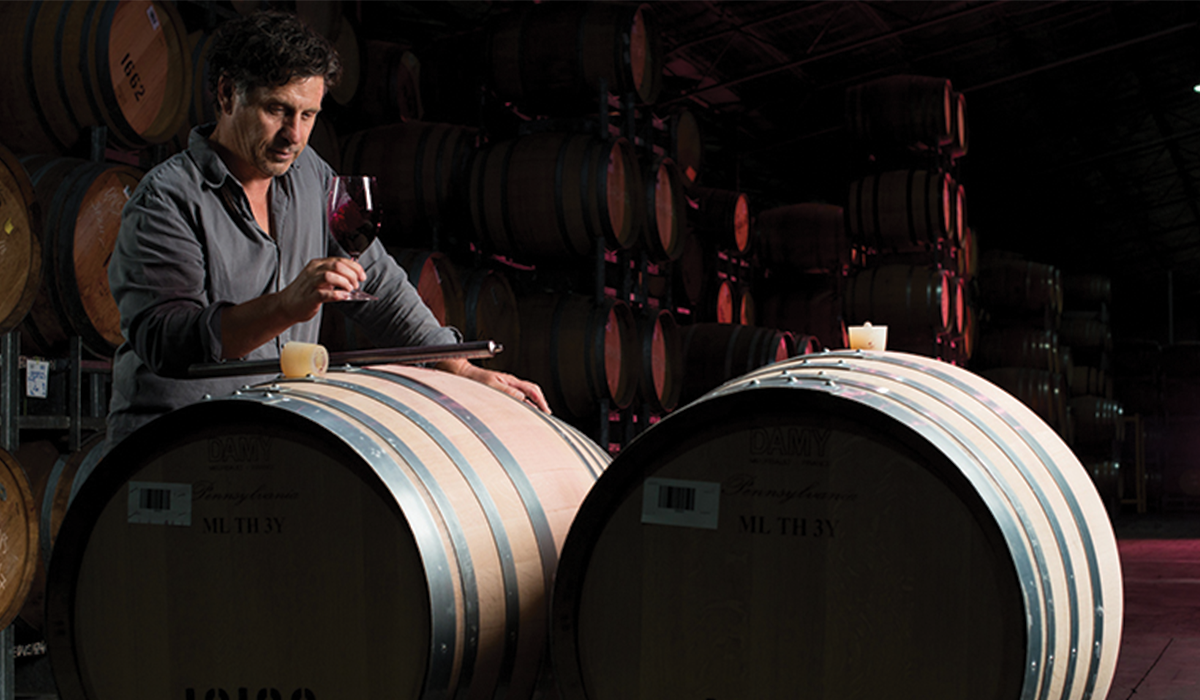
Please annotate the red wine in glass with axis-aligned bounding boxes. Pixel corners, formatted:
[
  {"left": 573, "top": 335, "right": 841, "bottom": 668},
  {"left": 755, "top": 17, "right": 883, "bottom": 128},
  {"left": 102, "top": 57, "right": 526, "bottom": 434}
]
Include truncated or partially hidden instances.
[{"left": 328, "top": 175, "right": 381, "bottom": 300}]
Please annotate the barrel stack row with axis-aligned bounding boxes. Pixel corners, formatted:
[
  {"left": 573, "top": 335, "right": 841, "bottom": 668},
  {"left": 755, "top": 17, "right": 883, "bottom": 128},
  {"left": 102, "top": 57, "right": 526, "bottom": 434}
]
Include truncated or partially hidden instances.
[
  {"left": 844, "top": 75, "right": 975, "bottom": 364},
  {"left": 740, "top": 75, "right": 977, "bottom": 365},
  {"left": 306, "top": 1, "right": 815, "bottom": 443},
  {"left": 1, "top": 151, "right": 141, "bottom": 360},
  {"left": 0, "top": 0, "right": 811, "bottom": 455},
  {"left": 968, "top": 253, "right": 1130, "bottom": 511},
  {"left": 1059, "top": 274, "right": 1125, "bottom": 510}
]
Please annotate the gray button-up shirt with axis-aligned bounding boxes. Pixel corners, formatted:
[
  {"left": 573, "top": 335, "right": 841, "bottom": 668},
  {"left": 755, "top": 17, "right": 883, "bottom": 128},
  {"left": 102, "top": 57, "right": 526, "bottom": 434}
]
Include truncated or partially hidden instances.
[{"left": 106, "top": 124, "right": 456, "bottom": 447}]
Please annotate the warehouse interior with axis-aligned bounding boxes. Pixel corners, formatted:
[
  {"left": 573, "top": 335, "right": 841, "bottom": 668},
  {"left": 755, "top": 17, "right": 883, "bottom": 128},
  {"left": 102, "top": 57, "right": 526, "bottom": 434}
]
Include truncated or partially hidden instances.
[{"left": 3, "top": 1, "right": 1200, "bottom": 699}]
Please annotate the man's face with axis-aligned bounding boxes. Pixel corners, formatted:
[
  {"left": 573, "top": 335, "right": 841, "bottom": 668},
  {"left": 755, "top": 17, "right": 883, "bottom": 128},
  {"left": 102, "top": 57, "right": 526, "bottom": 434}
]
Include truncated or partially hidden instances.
[{"left": 220, "top": 75, "right": 325, "bottom": 179}]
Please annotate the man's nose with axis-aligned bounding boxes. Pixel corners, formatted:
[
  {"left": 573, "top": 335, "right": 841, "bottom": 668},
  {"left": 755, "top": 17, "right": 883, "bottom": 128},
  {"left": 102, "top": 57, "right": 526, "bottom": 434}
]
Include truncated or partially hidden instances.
[{"left": 279, "top": 115, "right": 302, "bottom": 144}]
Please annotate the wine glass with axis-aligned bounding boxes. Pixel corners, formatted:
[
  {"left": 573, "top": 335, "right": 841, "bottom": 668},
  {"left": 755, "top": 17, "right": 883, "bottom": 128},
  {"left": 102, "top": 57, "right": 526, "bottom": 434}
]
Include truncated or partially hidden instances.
[{"left": 327, "top": 174, "right": 381, "bottom": 301}]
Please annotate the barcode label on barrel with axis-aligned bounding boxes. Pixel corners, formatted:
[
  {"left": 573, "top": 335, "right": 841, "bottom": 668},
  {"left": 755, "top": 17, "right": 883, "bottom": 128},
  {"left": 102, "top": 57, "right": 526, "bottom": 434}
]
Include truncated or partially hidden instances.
[
  {"left": 641, "top": 478, "right": 719, "bottom": 530},
  {"left": 658, "top": 484, "right": 695, "bottom": 511},
  {"left": 128, "top": 481, "right": 192, "bottom": 526}
]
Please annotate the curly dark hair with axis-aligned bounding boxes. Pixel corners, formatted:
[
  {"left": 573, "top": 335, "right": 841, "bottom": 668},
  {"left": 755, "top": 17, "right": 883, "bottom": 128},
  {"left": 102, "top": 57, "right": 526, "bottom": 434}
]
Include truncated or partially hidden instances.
[{"left": 207, "top": 10, "right": 342, "bottom": 103}]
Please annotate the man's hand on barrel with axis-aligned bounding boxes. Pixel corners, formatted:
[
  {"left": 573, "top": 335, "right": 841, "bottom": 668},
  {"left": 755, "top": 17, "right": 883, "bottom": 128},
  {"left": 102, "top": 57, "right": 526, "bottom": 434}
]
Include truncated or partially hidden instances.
[{"left": 436, "top": 358, "right": 551, "bottom": 414}]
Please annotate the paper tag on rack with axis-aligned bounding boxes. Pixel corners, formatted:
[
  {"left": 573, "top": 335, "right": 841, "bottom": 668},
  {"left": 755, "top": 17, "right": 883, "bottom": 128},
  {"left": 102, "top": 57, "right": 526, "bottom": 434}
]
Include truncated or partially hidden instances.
[{"left": 25, "top": 359, "right": 48, "bottom": 398}]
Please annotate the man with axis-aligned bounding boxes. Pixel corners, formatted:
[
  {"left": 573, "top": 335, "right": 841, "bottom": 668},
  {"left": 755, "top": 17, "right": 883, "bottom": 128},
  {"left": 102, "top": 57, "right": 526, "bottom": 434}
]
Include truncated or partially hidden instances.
[{"left": 106, "top": 10, "right": 547, "bottom": 450}]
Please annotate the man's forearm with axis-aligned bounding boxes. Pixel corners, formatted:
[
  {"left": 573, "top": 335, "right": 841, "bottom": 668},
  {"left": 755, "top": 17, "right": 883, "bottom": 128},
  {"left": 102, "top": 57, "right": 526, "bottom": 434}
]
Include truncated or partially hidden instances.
[{"left": 219, "top": 292, "right": 301, "bottom": 359}]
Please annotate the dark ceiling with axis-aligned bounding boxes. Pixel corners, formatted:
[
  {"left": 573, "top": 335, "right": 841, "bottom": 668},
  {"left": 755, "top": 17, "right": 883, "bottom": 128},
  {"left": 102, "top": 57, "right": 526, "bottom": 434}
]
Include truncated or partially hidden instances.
[{"left": 353, "top": 0, "right": 1200, "bottom": 343}]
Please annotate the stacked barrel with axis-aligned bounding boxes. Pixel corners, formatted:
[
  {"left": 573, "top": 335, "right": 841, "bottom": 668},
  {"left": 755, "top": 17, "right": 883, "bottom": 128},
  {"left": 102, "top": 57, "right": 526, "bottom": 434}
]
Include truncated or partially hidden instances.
[
  {"left": 841, "top": 75, "right": 974, "bottom": 363},
  {"left": 0, "top": 1, "right": 194, "bottom": 683},
  {"left": 1059, "top": 273, "right": 1124, "bottom": 511},
  {"left": 310, "top": 1, "right": 814, "bottom": 448},
  {"left": 971, "top": 251, "right": 1070, "bottom": 439},
  {"left": 968, "top": 252, "right": 1132, "bottom": 511}
]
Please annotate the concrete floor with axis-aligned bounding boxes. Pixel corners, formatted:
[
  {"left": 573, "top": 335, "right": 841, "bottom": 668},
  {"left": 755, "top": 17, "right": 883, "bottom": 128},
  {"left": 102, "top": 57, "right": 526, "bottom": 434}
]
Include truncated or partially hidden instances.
[{"left": 1106, "top": 514, "right": 1200, "bottom": 700}]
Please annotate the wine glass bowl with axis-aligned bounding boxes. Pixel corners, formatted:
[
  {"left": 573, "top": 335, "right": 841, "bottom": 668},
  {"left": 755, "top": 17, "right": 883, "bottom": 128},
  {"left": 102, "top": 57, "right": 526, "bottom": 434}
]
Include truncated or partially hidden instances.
[{"left": 328, "top": 175, "right": 381, "bottom": 300}]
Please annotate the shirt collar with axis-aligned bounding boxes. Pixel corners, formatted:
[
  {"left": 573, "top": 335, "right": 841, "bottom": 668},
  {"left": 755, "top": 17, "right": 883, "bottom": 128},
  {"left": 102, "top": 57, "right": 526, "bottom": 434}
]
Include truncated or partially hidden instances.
[
  {"left": 189, "top": 123, "right": 236, "bottom": 190},
  {"left": 187, "top": 123, "right": 295, "bottom": 194}
]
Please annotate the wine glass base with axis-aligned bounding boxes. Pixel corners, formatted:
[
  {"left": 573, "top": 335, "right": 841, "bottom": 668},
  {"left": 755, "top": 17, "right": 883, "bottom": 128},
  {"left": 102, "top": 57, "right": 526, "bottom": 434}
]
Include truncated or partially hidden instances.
[{"left": 344, "top": 290, "right": 378, "bottom": 301}]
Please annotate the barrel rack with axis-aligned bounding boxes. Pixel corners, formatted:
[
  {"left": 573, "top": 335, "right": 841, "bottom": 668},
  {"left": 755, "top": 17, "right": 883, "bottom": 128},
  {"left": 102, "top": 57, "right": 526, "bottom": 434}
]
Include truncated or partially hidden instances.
[
  {"left": 0, "top": 123, "right": 126, "bottom": 700},
  {"left": 476, "top": 78, "right": 683, "bottom": 455}
]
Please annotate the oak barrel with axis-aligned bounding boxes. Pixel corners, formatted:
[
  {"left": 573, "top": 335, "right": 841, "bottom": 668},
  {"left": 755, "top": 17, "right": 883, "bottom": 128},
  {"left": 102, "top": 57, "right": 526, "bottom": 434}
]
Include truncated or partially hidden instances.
[
  {"left": 326, "top": 14, "right": 363, "bottom": 108},
  {"left": 0, "top": 144, "right": 43, "bottom": 335},
  {"left": 977, "top": 257, "right": 1061, "bottom": 314},
  {"left": 641, "top": 155, "right": 687, "bottom": 262},
  {"left": 981, "top": 367, "right": 1068, "bottom": 434},
  {"left": 12, "top": 433, "right": 106, "bottom": 632},
  {"left": 358, "top": 41, "right": 424, "bottom": 126},
  {"left": 709, "top": 279, "right": 736, "bottom": 325},
  {"left": 0, "top": 1, "right": 191, "bottom": 154},
  {"left": 485, "top": 2, "right": 662, "bottom": 107},
  {"left": 47, "top": 366, "right": 609, "bottom": 700},
  {"left": 184, "top": 30, "right": 217, "bottom": 134},
  {"left": 845, "top": 75, "right": 955, "bottom": 153},
  {"left": 390, "top": 249, "right": 465, "bottom": 333},
  {"left": 636, "top": 307, "right": 683, "bottom": 414},
  {"left": 551, "top": 350, "right": 1122, "bottom": 700},
  {"left": 758, "top": 288, "right": 848, "bottom": 351},
  {"left": 292, "top": 0, "right": 343, "bottom": 40},
  {"left": 517, "top": 293, "right": 639, "bottom": 418},
  {"left": 846, "top": 169, "right": 955, "bottom": 251},
  {"left": 948, "top": 90, "right": 969, "bottom": 160},
  {"left": 342, "top": 122, "right": 479, "bottom": 245},
  {"left": 973, "top": 327, "right": 1058, "bottom": 372},
  {"left": 1071, "top": 396, "right": 1124, "bottom": 449},
  {"left": 457, "top": 266, "right": 521, "bottom": 374},
  {"left": 843, "top": 264, "right": 953, "bottom": 349},
  {"left": 689, "top": 186, "right": 752, "bottom": 257},
  {"left": 679, "top": 323, "right": 793, "bottom": 405},
  {"left": 669, "top": 109, "right": 703, "bottom": 186},
  {"left": 469, "top": 132, "right": 639, "bottom": 259},
  {"left": 756, "top": 203, "right": 850, "bottom": 274},
  {"left": 0, "top": 445, "right": 38, "bottom": 632},
  {"left": 1064, "top": 273, "right": 1112, "bottom": 306},
  {"left": 19, "top": 156, "right": 141, "bottom": 358}
]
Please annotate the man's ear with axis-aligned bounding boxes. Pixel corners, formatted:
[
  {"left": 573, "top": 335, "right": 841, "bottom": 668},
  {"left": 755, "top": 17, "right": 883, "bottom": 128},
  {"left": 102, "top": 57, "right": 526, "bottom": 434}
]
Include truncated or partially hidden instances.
[{"left": 215, "top": 75, "right": 237, "bottom": 115}]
